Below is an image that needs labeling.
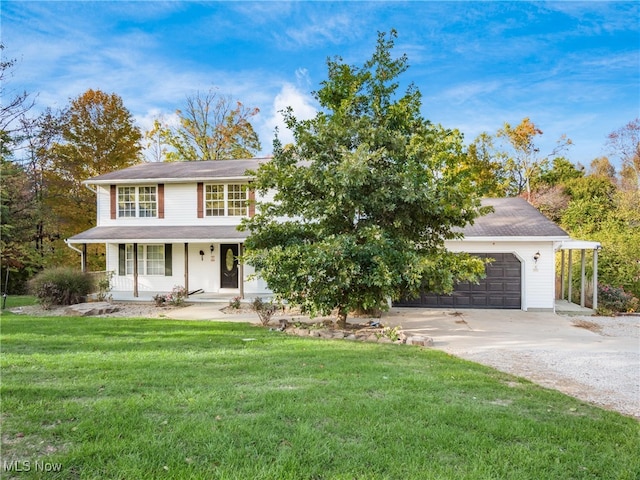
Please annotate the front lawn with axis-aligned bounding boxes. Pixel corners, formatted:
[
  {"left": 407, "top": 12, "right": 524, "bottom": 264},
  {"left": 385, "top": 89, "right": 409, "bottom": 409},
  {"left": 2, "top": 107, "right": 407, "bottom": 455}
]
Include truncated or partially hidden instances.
[{"left": 1, "top": 313, "right": 638, "bottom": 479}]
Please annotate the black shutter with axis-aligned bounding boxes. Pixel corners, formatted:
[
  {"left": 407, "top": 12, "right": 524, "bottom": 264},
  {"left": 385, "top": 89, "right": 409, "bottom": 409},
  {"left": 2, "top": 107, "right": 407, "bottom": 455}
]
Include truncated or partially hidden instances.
[
  {"left": 118, "top": 244, "right": 126, "bottom": 276},
  {"left": 165, "top": 244, "right": 172, "bottom": 276}
]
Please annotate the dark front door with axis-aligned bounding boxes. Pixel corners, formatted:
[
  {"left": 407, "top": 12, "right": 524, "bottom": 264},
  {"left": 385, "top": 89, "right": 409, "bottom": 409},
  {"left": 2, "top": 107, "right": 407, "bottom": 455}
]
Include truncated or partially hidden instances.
[{"left": 220, "top": 244, "right": 239, "bottom": 289}]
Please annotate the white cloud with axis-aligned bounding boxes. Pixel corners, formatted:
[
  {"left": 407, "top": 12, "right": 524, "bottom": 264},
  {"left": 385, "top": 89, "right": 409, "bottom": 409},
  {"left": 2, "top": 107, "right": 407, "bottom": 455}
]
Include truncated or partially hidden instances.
[{"left": 261, "top": 83, "right": 317, "bottom": 150}]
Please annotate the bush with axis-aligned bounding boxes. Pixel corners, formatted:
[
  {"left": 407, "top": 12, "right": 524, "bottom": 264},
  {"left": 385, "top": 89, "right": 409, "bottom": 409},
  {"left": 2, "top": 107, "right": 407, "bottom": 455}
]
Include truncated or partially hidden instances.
[
  {"left": 252, "top": 297, "right": 277, "bottom": 326},
  {"left": 597, "top": 284, "right": 639, "bottom": 315},
  {"left": 28, "top": 268, "right": 94, "bottom": 309},
  {"left": 229, "top": 296, "right": 242, "bottom": 309},
  {"left": 165, "top": 285, "right": 188, "bottom": 306},
  {"left": 95, "top": 271, "right": 113, "bottom": 302}
]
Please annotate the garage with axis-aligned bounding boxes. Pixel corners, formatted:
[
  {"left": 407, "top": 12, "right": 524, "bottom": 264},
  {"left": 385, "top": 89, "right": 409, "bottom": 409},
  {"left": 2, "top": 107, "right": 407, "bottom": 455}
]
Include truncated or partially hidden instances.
[{"left": 395, "top": 253, "right": 522, "bottom": 309}]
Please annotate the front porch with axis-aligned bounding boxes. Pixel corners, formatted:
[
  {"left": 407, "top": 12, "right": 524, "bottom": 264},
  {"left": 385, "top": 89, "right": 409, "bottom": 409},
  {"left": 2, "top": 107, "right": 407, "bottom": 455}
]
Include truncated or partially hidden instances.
[{"left": 99, "top": 290, "right": 273, "bottom": 305}]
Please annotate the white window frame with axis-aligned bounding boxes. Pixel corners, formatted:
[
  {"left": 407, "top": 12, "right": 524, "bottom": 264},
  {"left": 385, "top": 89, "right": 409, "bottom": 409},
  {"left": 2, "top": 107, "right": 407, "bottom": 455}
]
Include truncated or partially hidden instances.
[
  {"left": 125, "top": 244, "right": 165, "bottom": 276},
  {"left": 205, "top": 183, "right": 247, "bottom": 217},
  {"left": 118, "top": 186, "right": 157, "bottom": 218}
]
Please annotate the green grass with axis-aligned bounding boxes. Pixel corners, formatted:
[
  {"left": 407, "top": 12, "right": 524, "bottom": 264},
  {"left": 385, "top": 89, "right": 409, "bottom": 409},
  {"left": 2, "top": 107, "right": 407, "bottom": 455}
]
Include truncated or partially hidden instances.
[
  {"left": 1, "top": 313, "right": 639, "bottom": 479},
  {"left": 1, "top": 295, "right": 38, "bottom": 310}
]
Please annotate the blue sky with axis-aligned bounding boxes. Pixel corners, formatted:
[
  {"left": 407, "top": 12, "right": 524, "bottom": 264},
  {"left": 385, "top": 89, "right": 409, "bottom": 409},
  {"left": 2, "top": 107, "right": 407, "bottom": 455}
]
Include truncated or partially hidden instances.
[{"left": 3, "top": 1, "right": 639, "bottom": 168}]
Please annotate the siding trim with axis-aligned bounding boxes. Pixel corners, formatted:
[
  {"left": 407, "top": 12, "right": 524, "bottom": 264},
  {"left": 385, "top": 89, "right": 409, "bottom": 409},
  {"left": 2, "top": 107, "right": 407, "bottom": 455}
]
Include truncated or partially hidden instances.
[
  {"left": 197, "top": 182, "right": 204, "bottom": 218},
  {"left": 158, "top": 184, "right": 165, "bottom": 219},
  {"left": 110, "top": 185, "right": 117, "bottom": 219}
]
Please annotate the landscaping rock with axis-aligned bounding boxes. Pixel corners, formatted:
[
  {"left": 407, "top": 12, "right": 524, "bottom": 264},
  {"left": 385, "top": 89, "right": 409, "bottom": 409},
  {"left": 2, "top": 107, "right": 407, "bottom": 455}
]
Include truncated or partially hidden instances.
[
  {"left": 64, "top": 302, "right": 120, "bottom": 317},
  {"left": 406, "top": 335, "right": 434, "bottom": 347}
]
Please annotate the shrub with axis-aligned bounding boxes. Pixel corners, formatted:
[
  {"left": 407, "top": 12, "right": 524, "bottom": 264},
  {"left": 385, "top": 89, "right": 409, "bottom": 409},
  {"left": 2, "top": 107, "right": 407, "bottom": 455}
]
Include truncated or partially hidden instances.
[
  {"left": 597, "top": 284, "right": 639, "bottom": 315},
  {"left": 95, "top": 271, "right": 113, "bottom": 302},
  {"left": 165, "top": 285, "right": 188, "bottom": 306},
  {"left": 153, "top": 294, "right": 166, "bottom": 307},
  {"left": 28, "top": 268, "right": 94, "bottom": 309},
  {"left": 252, "top": 297, "right": 277, "bottom": 326},
  {"left": 229, "top": 296, "right": 242, "bottom": 309}
]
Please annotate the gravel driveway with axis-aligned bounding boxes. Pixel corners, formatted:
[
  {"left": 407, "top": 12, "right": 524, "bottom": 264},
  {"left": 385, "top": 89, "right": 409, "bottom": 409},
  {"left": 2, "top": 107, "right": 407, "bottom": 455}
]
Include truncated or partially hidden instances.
[{"left": 385, "top": 308, "right": 640, "bottom": 420}]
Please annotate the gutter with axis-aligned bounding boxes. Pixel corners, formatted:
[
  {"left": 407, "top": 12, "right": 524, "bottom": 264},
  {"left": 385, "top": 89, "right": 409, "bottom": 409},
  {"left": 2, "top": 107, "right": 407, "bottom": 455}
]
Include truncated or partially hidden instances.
[{"left": 64, "top": 239, "right": 85, "bottom": 269}]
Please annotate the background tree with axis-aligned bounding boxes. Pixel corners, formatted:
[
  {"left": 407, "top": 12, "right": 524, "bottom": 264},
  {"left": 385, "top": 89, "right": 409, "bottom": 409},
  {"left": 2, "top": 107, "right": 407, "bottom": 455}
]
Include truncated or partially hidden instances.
[
  {"left": 496, "top": 117, "right": 572, "bottom": 199},
  {"left": 242, "top": 31, "right": 487, "bottom": 327},
  {"left": 606, "top": 118, "right": 639, "bottom": 190},
  {"left": 458, "top": 132, "right": 508, "bottom": 197},
  {"left": 46, "top": 89, "right": 142, "bottom": 267},
  {"left": 149, "top": 89, "right": 261, "bottom": 161},
  {"left": 0, "top": 43, "right": 39, "bottom": 293},
  {"left": 0, "top": 44, "right": 35, "bottom": 144}
]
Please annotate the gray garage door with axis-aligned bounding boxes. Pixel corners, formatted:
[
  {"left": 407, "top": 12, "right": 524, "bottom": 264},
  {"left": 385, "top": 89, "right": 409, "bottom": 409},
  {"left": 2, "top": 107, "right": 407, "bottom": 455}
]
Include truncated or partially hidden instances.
[{"left": 394, "top": 253, "right": 522, "bottom": 309}]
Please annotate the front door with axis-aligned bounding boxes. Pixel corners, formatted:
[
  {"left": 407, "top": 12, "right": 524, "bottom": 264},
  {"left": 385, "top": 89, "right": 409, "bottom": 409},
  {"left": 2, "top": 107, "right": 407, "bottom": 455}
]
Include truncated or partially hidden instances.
[{"left": 220, "top": 244, "right": 239, "bottom": 289}]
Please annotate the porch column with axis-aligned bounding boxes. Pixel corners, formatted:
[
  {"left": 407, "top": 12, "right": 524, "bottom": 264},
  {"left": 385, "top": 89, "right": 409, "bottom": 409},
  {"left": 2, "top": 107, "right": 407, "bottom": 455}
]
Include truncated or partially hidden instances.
[
  {"left": 184, "top": 243, "right": 189, "bottom": 296},
  {"left": 239, "top": 243, "right": 245, "bottom": 299},
  {"left": 81, "top": 244, "right": 87, "bottom": 272},
  {"left": 580, "top": 249, "right": 586, "bottom": 307},
  {"left": 592, "top": 248, "right": 598, "bottom": 311},
  {"left": 133, "top": 242, "right": 139, "bottom": 298}
]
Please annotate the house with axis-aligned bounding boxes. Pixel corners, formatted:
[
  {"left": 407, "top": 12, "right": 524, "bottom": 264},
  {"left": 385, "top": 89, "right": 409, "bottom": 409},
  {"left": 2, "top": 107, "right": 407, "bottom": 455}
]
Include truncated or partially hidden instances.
[
  {"left": 66, "top": 159, "right": 599, "bottom": 311},
  {"left": 66, "top": 158, "right": 271, "bottom": 300}
]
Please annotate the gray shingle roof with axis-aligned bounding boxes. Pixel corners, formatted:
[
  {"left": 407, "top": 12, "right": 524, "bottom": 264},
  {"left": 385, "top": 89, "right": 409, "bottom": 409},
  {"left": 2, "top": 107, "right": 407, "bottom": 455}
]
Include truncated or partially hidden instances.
[
  {"left": 87, "top": 158, "right": 267, "bottom": 184},
  {"left": 67, "top": 225, "right": 248, "bottom": 243},
  {"left": 69, "top": 197, "right": 567, "bottom": 243},
  {"left": 461, "top": 198, "right": 569, "bottom": 238}
]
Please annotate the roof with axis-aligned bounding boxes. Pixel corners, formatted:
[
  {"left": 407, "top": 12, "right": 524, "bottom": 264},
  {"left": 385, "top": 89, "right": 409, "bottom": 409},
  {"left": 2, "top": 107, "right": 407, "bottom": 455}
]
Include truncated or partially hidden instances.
[
  {"left": 68, "top": 197, "right": 568, "bottom": 244},
  {"left": 460, "top": 198, "right": 569, "bottom": 239},
  {"left": 67, "top": 225, "right": 248, "bottom": 244},
  {"left": 86, "top": 158, "right": 267, "bottom": 184}
]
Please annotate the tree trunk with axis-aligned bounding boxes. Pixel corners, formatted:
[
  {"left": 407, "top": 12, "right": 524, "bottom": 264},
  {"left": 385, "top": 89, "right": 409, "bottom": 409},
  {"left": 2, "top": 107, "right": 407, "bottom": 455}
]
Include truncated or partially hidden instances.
[{"left": 337, "top": 306, "right": 348, "bottom": 329}]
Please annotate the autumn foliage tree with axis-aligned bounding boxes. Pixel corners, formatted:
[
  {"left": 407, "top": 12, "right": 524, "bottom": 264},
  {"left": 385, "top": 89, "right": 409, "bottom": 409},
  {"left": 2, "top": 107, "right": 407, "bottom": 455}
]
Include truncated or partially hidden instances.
[
  {"left": 148, "top": 89, "right": 261, "bottom": 161},
  {"left": 242, "top": 31, "right": 487, "bottom": 327},
  {"left": 47, "top": 89, "right": 142, "bottom": 265}
]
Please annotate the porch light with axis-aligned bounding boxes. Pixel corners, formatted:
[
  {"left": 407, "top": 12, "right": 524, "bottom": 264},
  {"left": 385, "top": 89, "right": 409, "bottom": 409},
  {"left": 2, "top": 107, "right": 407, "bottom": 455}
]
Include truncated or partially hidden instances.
[
  {"left": 533, "top": 251, "right": 540, "bottom": 264},
  {"left": 210, "top": 244, "right": 214, "bottom": 254},
  {"left": 199, "top": 250, "right": 205, "bottom": 261}
]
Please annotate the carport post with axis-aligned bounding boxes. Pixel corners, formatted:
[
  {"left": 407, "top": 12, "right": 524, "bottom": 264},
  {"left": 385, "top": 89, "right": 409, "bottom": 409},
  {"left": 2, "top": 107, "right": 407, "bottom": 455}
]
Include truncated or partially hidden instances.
[
  {"left": 592, "top": 248, "right": 598, "bottom": 311},
  {"left": 580, "top": 249, "right": 586, "bottom": 307},
  {"left": 560, "top": 250, "right": 565, "bottom": 300},
  {"left": 567, "top": 250, "right": 573, "bottom": 302}
]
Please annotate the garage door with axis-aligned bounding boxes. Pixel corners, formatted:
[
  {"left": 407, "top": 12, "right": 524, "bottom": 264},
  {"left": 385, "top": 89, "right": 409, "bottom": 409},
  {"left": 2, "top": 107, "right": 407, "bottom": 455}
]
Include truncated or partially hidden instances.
[{"left": 394, "top": 253, "right": 521, "bottom": 309}]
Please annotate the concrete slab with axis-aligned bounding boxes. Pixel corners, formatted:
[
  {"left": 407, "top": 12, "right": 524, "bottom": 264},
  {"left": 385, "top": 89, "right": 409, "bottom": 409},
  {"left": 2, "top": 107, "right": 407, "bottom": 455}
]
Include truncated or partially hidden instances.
[{"left": 164, "top": 304, "right": 257, "bottom": 322}]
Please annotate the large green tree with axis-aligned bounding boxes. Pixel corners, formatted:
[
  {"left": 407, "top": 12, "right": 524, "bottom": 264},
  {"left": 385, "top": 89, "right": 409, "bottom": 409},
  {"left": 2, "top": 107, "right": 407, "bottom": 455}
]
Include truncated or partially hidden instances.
[
  {"left": 242, "top": 31, "right": 487, "bottom": 327},
  {"left": 147, "top": 89, "right": 261, "bottom": 161}
]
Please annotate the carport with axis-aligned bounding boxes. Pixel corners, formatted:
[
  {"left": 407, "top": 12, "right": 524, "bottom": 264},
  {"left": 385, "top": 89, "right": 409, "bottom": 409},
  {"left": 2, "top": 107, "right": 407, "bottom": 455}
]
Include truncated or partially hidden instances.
[{"left": 556, "top": 240, "right": 602, "bottom": 310}]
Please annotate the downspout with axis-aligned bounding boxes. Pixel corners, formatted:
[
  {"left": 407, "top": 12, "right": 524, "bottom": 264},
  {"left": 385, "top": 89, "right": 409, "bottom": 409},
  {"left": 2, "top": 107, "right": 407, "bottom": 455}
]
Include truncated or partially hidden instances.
[{"left": 65, "top": 240, "right": 85, "bottom": 271}]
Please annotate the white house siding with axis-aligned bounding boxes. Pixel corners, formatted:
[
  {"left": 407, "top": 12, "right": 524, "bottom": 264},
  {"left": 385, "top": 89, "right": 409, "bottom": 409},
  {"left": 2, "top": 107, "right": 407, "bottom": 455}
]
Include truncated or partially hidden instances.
[
  {"left": 106, "top": 242, "right": 269, "bottom": 299},
  {"left": 444, "top": 239, "right": 557, "bottom": 311},
  {"left": 97, "top": 183, "right": 264, "bottom": 228}
]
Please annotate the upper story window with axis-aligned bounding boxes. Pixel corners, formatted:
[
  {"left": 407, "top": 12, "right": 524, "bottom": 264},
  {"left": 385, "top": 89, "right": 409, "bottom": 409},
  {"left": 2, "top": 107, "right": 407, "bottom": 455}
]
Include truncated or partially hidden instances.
[
  {"left": 205, "top": 184, "right": 247, "bottom": 217},
  {"left": 118, "top": 186, "right": 157, "bottom": 218}
]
